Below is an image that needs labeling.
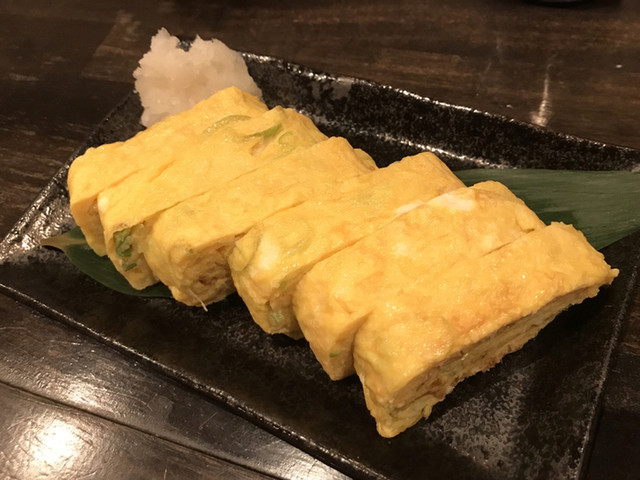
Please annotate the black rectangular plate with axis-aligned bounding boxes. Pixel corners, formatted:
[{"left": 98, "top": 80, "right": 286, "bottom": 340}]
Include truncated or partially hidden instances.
[{"left": 1, "top": 54, "right": 640, "bottom": 480}]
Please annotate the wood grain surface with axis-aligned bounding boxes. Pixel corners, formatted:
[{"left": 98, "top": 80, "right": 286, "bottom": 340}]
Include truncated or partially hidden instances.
[{"left": 1, "top": 1, "right": 639, "bottom": 478}]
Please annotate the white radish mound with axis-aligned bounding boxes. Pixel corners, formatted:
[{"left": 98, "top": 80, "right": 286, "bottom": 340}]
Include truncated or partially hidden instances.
[{"left": 134, "top": 28, "right": 262, "bottom": 127}]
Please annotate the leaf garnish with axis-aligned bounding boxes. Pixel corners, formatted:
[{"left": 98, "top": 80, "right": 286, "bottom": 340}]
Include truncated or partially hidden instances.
[
  {"left": 43, "top": 169, "right": 640, "bottom": 298},
  {"left": 42, "top": 227, "right": 171, "bottom": 298},
  {"left": 456, "top": 169, "right": 640, "bottom": 250}
]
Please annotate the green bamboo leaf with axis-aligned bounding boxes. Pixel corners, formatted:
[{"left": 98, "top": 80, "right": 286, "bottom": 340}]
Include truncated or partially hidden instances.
[
  {"left": 42, "top": 169, "right": 639, "bottom": 298},
  {"left": 456, "top": 169, "right": 640, "bottom": 250},
  {"left": 42, "top": 227, "right": 172, "bottom": 298}
]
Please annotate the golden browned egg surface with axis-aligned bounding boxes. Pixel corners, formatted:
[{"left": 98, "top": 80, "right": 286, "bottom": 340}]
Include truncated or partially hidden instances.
[{"left": 67, "top": 86, "right": 618, "bottom": 438}]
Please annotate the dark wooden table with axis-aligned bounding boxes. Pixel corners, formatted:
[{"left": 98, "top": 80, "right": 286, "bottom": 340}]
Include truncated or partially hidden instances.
[{"left": 1, "top": 1, "right": 639, "bottom": 478}]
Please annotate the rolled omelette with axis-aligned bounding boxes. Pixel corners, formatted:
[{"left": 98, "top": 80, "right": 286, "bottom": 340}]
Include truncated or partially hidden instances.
[
  {"left": 229, "top": 152, "right": 465, "bottom": 339},
  {"left": 98, "top": 106, "right": 328, "bottom": 290},
  {"left": 353, "top": 222, "right": 618, "bottom": 437},
  {"left": 294, "top": 181, "right": 546, "bottom": 380},
  {"left": 143, "top": 137, "right": 377, "bottom": 306},
  {"left": 68, "top": 86, "right": 268, "bottom": 256}
]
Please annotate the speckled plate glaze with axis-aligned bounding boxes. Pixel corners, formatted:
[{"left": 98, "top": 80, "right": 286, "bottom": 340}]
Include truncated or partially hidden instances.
[{"left": 1, "top": 54, "right": 640, "bottom": 480}]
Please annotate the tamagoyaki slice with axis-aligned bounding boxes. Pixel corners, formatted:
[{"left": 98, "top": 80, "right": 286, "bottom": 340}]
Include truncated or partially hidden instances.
[
  {"left": 99, "top": 105, "right": 327, "bottom": 289},
  {"left": 294, "top": 181, "right": 546, "bottom": 380},
  {"left": 68, "top": 86, "right": 268, "bottom": 255},
  {"left": 354, "top": 223, "right": 618, "bottom": 437},
  {"left": 229, "top": 152, "right": 464, "bottom": 339},
  {"left": 144, "top": 137, "right": 376, "bottom": 306}
]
